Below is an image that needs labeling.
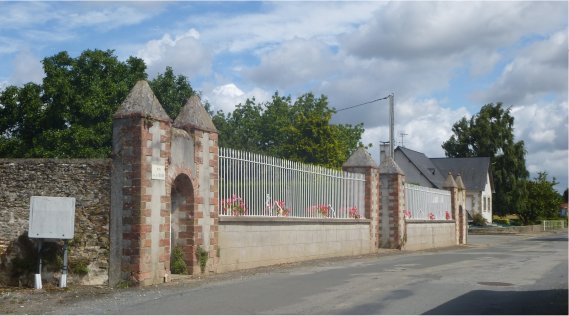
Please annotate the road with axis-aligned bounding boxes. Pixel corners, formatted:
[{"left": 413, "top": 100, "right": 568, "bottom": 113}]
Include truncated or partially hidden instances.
[{"left": 49, "top": 232, "right": 567, "bottom": 315}]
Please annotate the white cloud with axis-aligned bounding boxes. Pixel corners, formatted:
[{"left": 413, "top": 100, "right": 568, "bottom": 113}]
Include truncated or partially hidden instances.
[
  {"left": 138, "top": 29, "right": 212, "bottom": 78},
  {"left": 474, "top": 30, "right": 568, "bottom": 105},
  {"left": 526, "top": 149, "right": 568, "bottom": 193},
  {"left": 204, "top": 83, "right": 271, "bottom": 114},
  {"left": 10, "top": 50, "right": 44, "bottom": 85},
  {"left": 245, "top": 38, "right": 337, "bottom": 89},
  {"left": 511, "top": 101, "right": 568, "bottom": 153}
]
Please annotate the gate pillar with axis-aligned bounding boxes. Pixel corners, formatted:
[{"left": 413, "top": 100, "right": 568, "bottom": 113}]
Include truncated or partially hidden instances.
[
  {"left": 378, "top": 157, "right": 406, "bottom": 249},
  {"left": 173, "top": 96, "right": 219, "bottom": 274},
  {"left": 342, "top": 147, "right": 380, "bottom": 251},
  {"left": 110, "top": 81, "right": 172, "bottom": 286}
]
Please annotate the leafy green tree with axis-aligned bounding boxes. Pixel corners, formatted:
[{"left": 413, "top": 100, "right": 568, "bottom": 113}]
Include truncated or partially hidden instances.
[
  {"left": 214, "top": 92, "right": 366, "bottom": 169},
  {"left": 563, "top": 188, "right": 568, "bottom": 203},
  {"left": 442, "top": 103, "right": 529, "bottom": 216},
  {"left": 0, "top": 49, "right": 147, "bottom": 158},
  {"left": 149, "top": 66, "right": 197, "bottom": 119},
  {"left": 519, "top": 172, "right": 562, "bottom": 225}
]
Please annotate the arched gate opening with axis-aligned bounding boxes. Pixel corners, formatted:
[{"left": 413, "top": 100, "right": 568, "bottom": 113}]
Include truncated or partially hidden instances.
[{"left": 170, "top": 173, "right": 195, "bottom": 274}]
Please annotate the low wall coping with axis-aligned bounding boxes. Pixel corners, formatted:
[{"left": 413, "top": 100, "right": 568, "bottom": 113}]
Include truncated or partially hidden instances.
[
  {"left": 406, "top": 219, "right": 455, "bottom": 224},
  {"left": 220, "top": 216, "right": 370, "bottom": 225}
]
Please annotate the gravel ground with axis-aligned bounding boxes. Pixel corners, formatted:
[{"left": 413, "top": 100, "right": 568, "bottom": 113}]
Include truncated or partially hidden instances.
[
  {"left": 2, "top": 231, "right": 561, "bottom": 315},
  {"left": 0, "top": 251, "right": 402, "bottom": 315}
]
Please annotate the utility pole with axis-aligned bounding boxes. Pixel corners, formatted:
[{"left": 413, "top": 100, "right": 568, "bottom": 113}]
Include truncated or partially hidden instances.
[{"left": 389, "top": 93, "right": 395, "bottom": 157}]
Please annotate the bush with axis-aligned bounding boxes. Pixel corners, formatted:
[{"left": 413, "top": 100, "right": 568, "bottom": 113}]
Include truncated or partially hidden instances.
[
  {"left": 195, "top": 246, "right": 208, "bottom": 273},
  {"left": 472, "top": 213, "right": 487, "bottom": 226},
  {"left": 170, "top": 246, "right": 188, "bottom": 274},
  {"left": 493, "top": 218, "right": 510, "bottom": 226}
]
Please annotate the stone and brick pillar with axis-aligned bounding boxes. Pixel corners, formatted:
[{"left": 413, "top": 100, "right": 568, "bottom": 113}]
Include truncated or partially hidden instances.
[
  {"left": 342, "top": 147, "right": 380, "bottom": 251},
  {"left": 455, "top": 174, "right": 467, "bottom": 244},
  {"left": 110, "top": 81, "right": 172, "bottom": 286},
  {"left": 378, "top": 157, "right": 406, "bottom": 249},
  {"left": 443, "top": 172, "right": 459, "bottom": 245},
  {"left": 173, "top": 96, "right": 219, "bottom": 274}
]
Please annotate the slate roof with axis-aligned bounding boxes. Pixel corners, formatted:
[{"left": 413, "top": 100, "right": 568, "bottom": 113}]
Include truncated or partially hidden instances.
[
  {"left": 395, "top": 146, "right": 491, "bottom": 192},
  {"left": 396, "top": 147, "right": 446, "bottom": 188},
  {"left": 431, "top": 157, "right": 491, "bottom": 192}
]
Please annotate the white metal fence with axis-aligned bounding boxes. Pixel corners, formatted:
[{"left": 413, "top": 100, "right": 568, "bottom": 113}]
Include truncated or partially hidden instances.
[
  {"left": 404, "top": 184, "right": 452, "bottom": 220},
  {"left": 219, "top": 148, "right": 365, "bottom": 219},
  {"left": 543, "top": 220, "right": 566, "bottom": 231}
]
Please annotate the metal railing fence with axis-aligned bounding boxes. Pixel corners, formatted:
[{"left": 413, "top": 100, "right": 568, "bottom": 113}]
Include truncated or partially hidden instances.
[
  {"left": 219, "top": 147, "right": 365, "bottom": 219},
  {"left": 543, "top": 220, "right": 566, "bottom": 231},
  {"left": 404, "top": 183, "right": 452, "bottom": 220}
]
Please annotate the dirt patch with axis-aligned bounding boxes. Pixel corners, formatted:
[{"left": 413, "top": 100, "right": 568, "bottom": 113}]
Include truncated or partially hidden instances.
[{"left": 0, "top": 252, "right": 395, "bottom": 314}]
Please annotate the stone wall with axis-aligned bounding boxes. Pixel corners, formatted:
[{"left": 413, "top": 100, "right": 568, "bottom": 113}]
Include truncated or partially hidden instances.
[
  {"left": 217, "top": 217, "right": 372, "bottom": 273},
  {"left": 0, "top": 159, "right": 111, "bottom": 285},
  {"left": 404, "top": 221, "right": 457, "bottom": 251}
]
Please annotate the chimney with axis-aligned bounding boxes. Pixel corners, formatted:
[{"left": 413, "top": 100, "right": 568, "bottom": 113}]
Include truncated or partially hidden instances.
[{"left": 380, "top": 142, "right": 389, "bottom": 163}]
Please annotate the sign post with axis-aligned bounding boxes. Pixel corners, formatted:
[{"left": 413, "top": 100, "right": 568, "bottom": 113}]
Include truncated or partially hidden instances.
[{"left": 28, "top": 196, "right": 75, "bottom": 289}]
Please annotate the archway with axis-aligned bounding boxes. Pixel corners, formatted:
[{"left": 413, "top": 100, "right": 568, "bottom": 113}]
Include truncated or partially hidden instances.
[{"left": 170, "top": 174, "right": 195, "bottom": 274}]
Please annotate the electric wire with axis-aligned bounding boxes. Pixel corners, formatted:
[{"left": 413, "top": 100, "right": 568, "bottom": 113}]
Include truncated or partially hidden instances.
[{"left": 334, "top": 95, "right": 390, "bottom": 112}]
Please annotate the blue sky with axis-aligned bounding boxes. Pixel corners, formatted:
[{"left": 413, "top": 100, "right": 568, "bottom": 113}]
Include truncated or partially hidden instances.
[{"left": 0, "top": 1, "right": 567, "bottom": 192}]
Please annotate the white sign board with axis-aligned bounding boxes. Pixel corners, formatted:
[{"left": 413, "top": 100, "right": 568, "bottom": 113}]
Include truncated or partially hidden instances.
[
  {"left": 152, "top": 164, "right": 165, "bottom": 180},
  {"left": 28, "top": 196, "right": 75, "bottom": 239}
]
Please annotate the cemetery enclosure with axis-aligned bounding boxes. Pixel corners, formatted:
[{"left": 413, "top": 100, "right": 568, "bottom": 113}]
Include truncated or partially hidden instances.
[{"left": 0, "top": 81, "right": 467, "bottom": 287}]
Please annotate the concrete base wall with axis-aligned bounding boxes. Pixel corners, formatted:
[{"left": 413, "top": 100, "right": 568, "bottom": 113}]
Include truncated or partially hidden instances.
[
  {"left": 404, "top": 221, "right": 457, "bottom": 251},
  {"left": 218, "top": 217, "right": 374, "bottom": 273}
]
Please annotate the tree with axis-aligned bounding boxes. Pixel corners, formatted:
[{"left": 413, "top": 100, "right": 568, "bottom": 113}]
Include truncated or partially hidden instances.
[
  {"left": 149, "top": 66, "right": 197, "bottom": 119},
  {"left": 213, "top": 92, "right": 366, "bottom": 169},
  {"left": 0, "top": 49, "right": 148, "bottom": 158},
  {"left": 519, "top": 172, "right": 562, "bottom": 225},
  {"left": 442, "top": 103, "right": 529, "bottom": 216},
  {"left": 563, "top": 188, "right": 568, "bottom": 203}
]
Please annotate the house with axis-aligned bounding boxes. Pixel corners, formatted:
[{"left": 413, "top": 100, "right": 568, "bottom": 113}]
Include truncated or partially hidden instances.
[
  {"left": 560, "top": 203, "right": 568, "bottom": 217},
  {"left": 391, "top": 146, "right": 494, "bottom": 224}
]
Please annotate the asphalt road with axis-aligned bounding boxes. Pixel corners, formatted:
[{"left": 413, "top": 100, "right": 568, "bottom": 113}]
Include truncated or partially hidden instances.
[{"left": 49, "top": 232, "right": 568, "bottom": 315}]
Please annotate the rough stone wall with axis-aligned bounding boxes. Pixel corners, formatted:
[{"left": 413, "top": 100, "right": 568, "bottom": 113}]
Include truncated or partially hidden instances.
[{"left": 0, "top": 159, "right": 111, "bottom": 285}]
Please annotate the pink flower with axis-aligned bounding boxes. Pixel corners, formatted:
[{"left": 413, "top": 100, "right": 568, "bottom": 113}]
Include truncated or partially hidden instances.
[
  {"left": 349, "top": 207, "right": 360, "bottom": 219},
  {"left": 222, "top": 194, "right": 247, "bottom": 216},
  {"left": 445, "top": 211, "right": 451, "bottom": 220},
  {"left": 428, "top": 212, "right": 435, "bottom": 220}
]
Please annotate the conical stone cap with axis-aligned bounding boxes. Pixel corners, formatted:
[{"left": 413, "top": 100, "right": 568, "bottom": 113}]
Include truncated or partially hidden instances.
[
  {"left": 343, "top": 147, "right": 378, "bottom": 168},
  {"left": 378, "top": 156, "right": 404, "bottom": 174},
  {"left": 174, "top": 95, "right": 217, "bottom": 133},
  {"left": 443, "top": 172, "right": 458, "bottom": 189},
  {"left": 114, "top": 80, "right": 171, "bottom": 122},
  {"left": 455, "top": 173, "right": 466, "bottom": 190}
]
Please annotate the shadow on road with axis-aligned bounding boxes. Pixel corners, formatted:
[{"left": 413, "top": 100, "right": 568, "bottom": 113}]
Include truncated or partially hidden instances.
[{"left": 424, "top": 289, "right": 568, "bottom": 315}]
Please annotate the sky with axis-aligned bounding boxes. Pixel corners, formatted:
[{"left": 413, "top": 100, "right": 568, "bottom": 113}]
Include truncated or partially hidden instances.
[{"left": 0, "top": 1, "right": 567, "bottom": 193}]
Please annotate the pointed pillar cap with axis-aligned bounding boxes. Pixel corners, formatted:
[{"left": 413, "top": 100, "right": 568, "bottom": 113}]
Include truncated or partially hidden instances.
[
  {"left": 378, "top": 156, "right": 404, "bottom": 174},
  {"left": 342, "top": 147, "right": 378, "bottom": 169},
  {"left": 455, "top": 173, "right": 466, "bottom": 190},
  {"left": 443, "top": 172, "right": 458, "bottom": 189},
  {"left": 174, "top": 95, "right": 217, "bottom": 133},
  {"left": 114, "top": 80, "right": 171, "bottom": 122}
]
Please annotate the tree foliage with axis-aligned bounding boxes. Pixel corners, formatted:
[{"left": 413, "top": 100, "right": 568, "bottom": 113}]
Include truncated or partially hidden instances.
[
  {"left": 0, "top": 49, "right": 148, "bottom": 158},
  {"left": 213, "top": 92, "right": 366, "bottom": 169},
  {"left": 442, "top": 103, "right": 529, "bottom": 216},
  {"left": 518, "top": 172, "right": 562, "bottom": 225},
  {"left": 149, "top": 66, "right": 197, "bottom": 119},
  {"left": 0, "top": 48, "right": 363, "bottom": 168},
  {"left": 0, "top": 49, "right": 199, "bottom": 158}
]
